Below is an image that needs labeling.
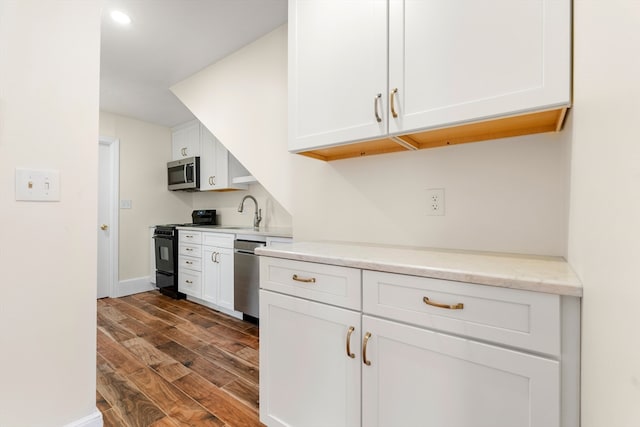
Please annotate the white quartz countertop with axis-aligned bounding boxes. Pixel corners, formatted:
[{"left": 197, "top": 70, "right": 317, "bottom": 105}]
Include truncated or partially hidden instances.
[
  {"left": 255, "top": 241, "right": 583, "bottom": 297},
  {"left": 176, "top": 225, "right": 292, "bottom": 239}
]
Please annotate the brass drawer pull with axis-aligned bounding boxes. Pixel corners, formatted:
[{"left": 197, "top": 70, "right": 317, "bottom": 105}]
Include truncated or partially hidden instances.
[
  {"left": 346, "top": 326, "right": 356, "bottom": 359},
  {"left": 292, "top": 274, "right": 316, "bottom": 283},
  {"left": 374, "top": 93, "right": 382, "bottom": 123},
  {"left": 390, "top": 88, "right": 399, "bottom": 118},
  {"left": 423, "top": 296, "right": 464, "bottom": 310},
  {"left": 362, "top": 332, "right": 372, "bottom": 366}
]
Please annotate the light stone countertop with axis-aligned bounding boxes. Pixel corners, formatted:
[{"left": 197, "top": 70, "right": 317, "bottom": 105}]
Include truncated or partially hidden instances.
[
  {"left": 255, "top": 241, "right": 583, "bottom": 297},
  {"left": 176, "top": 225, "right": 292, "bottom": 239}
]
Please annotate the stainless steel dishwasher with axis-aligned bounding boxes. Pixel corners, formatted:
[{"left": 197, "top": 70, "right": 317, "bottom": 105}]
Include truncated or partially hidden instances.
[{"left": 234, "top": 237, "right": 266, "bottom": 319}]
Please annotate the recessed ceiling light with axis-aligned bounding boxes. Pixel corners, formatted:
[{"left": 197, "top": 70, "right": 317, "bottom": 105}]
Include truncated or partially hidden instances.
[{"left": 110, "top": 10, "right": 131, "bottom": 25}]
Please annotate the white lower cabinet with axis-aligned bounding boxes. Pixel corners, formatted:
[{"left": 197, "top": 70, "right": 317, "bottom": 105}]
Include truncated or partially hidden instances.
[
  {"left": 259, "top": 290, "right": 361, "bottom": 427},
  {"left": 202, "top": 245, "right": 234, "bottom": 311},
  {"left": 361, "top": 314, "right": 559, "bottom": 427},
  {"left": 259, "top": 257, "right": 579, "bottom": 427}
]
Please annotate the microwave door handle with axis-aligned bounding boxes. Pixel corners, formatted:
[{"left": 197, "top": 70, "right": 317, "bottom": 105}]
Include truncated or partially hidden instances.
[{"left": 183, "top": 165, "right": 188, "bottom": 184}]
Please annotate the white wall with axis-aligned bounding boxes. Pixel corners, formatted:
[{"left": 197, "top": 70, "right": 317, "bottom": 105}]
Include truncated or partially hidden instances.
[
  {"left": 568, "top": 1, "right": 640, "bottom": 425},
  {"left": 174, "top": 24, "right": 570, "bottom": 256},
  {"left": 193, "top": 182, "right": 292, "bottom": 228},
  {"left": 171, "top": 25, "right": 292, "bottom": 215},
  {"left": 99, "top": 112, "right": 193, "bottom": 281},
  {"left": 0, "top": 1, "right": 103, "bottom": 425}
]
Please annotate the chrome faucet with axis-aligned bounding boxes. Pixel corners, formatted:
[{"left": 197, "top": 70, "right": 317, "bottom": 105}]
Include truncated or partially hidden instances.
[{"left": 238, "top": 195, "right": 262, "bottom": 229}]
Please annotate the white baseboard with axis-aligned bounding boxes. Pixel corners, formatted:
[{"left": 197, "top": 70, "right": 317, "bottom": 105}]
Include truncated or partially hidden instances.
[
  {"left": 186, "top": 295, "right": 244, "bottom": 320},
  {"left": 116, "top": 276, "right": 156, "bottom": 297},
  {"left": 65, "top": 408, "right": 103, "bottom": 427}
]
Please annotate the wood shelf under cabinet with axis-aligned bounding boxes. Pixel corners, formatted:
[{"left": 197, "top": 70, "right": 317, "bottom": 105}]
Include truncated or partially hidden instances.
[{"left": 298, "top": 107, "right": 568, "bottom": 162}]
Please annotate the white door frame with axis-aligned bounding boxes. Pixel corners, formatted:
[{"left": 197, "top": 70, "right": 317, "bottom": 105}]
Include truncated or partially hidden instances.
[{"left": 99, "top": 136, "right": 119, "bottom": 298}]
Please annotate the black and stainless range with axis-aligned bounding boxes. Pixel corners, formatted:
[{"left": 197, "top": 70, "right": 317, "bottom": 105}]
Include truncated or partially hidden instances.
[{"left": 153, "top": 209, "right": 217, "bottom": 299}]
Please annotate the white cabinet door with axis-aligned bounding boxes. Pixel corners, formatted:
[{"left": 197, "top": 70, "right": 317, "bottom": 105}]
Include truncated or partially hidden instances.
[
  {"left": 198, "top": 124, "right": 248, "bottom": 191},
  {"left": 260, "top": 290, "right": 361, "bottom": 427},
  {"left": 202, "top": 246, "right": 234, "bottom": 310},
  {"left": 288, "top": 0, "right": 388, "bottom": 152},
  {"left": 198, "top": 124, "right": 218, "bottom": 191},
  {"left": 215, "top": 247, "right": 234, "bottom": 311},
  {"left": 202, "top": 246, "right": 221, "bottom": 305},
  {"left": 361, "top": 315, "right": 560, "bottom": 427},
  {"left": 388, "top": 0, "right": 570, "bottom": 135},
  {"left": 171, "top": 120, "right": 200, "bottom": 159}
]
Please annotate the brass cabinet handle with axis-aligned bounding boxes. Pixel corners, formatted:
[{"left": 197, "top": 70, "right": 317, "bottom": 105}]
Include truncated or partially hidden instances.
[
  {"left": 346, "top": 326, "right": 356, "bottom": 359},
  {"left": 292, "top": 274, "right": 316, "bottom": 283},
  {"left": 374, "top": 93, "right": 382, "bottom": 123},
  {"left": 362, "top": 332, "right": 372, "bottom": 366},
  {"left": 390, "top": 88, "right": 398, "bottom": 118},
  {"left": 100, "top": 224, "right": 108, "bottom": 230},
  {"left": 423, "top": 296, "right": 464, "bottom": 310}
]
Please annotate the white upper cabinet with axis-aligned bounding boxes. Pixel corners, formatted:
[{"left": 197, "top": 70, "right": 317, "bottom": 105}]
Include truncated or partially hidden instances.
[
  {"left": 171, "top": 120, "right": 200, "bottom": 159},
  {"left": 171, "top": 120, "right": 249, "bottom": 191},
  {"left": 388, "top": 0, "right": 570, "bottom": 135},
  {"left": 289, "top": 0, "right": 571, "bottom": 161},
  {"left": 288, "top": 0, "right": 388, "bottom": 152}
]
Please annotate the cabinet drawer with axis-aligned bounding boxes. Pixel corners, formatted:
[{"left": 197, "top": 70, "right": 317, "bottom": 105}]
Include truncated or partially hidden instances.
[
  {"left": 179, "top": 256, "right": 201, "bottom": 272},
  {"left": 363, "top": 271, "right": 560, "bottom": 356},
  {"left": 202, "top": 232, "right": 234, "bottom": 248},
  {"left": 178, "top": 270, "right": 201, "bottom": 298},
  {"left": 179, "top": 243, "right": 201, "bottom": 258},
  {"left": 179, "top": 230, "right": 202, "bottom": 244},
  {"left": 260, "top": 257, "right": 361, "bottom": 310}
]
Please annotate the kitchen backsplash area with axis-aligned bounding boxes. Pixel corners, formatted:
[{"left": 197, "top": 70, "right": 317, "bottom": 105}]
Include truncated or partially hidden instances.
[{"left": 192, "top": 181, "right": 292, "bottom": 228}]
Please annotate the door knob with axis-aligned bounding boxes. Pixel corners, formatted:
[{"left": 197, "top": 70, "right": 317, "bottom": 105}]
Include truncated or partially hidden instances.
[{"left": 100, "top": 224, "right": 108, "bottom": 230}]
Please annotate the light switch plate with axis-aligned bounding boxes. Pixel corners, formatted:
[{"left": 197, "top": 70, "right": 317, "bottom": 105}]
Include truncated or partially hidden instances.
[
  {"left": 120, "top": 199, "right": 132, "bottom": 209},
  {"left": 15, "top": 168, "right": 60, "bottom": 201}
]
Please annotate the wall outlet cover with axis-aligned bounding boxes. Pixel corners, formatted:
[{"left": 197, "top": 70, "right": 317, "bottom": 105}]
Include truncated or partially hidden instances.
[{"left": 426, "top": 188, "right": 445, "bottom": 216}]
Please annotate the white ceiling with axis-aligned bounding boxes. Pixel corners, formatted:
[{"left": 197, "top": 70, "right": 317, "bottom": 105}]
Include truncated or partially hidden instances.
[{"left": 100, "top": 0, "right": 288, "bottom": 128}]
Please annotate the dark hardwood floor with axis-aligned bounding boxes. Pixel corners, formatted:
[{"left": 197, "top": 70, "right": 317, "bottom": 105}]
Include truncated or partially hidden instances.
[{"left": 97, "top": 291, "right": 263, "bottom": 427}]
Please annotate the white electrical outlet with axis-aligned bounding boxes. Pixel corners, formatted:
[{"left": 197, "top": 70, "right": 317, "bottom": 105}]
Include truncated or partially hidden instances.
[{"left": 426, "top": 188, "right": 445, "bottom": 216}]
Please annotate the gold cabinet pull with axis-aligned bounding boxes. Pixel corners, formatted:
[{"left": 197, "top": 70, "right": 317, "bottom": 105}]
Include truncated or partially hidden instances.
[
  {"left": 100, "top": 224, "right": 108, "bottom": 230},
  {"left": 390, "top": 88, "right": 398, "bottom": 118},
  {"left": 346, "top": 326, "right": 356, "bottom": 359},
  {"left": 292, "top": 274, "right": 316, "bottom": 283},
  {"left": 374, "top": 93, "right": 382, "bottom": 123},
  {"left": 362, "top": 332, "right": 372, "bottom": 366},
  {"left": 423, "top": 296, "right": 464, "bottom": 310}
]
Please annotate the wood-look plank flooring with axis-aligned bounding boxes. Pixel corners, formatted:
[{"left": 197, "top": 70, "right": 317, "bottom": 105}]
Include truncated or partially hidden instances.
[{"left": 97, "top": 291, "right": 263, "bottom": 427}]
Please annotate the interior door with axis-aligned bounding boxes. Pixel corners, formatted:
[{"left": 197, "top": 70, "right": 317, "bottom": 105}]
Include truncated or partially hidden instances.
[{"left": 97, "top": 138, "right": 118, "bottom": 298}]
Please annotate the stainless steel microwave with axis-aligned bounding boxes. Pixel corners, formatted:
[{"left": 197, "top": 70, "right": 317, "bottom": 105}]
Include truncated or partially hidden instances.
[{"left": 167, "top": 157, "right": 200, "bottom": 191}]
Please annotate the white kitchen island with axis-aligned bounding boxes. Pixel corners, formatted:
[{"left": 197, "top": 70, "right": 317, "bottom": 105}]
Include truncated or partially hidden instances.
[{"left": 257, "top": 241, "right": 581, "bottom": 427}]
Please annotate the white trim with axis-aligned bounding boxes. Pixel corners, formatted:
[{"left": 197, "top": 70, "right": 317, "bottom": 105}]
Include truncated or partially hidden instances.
[
  {"left": 117, "top": 276, "right": 156, "bottom": 297},
  {"left": 64, "top": 408, "right": 103, "bottom": 427},
  {"left": 186, "top": 295, "right": 244, "bottom": 320},
  {"left": 99, "top": 136, "right": 119, "bottom": 298}
]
